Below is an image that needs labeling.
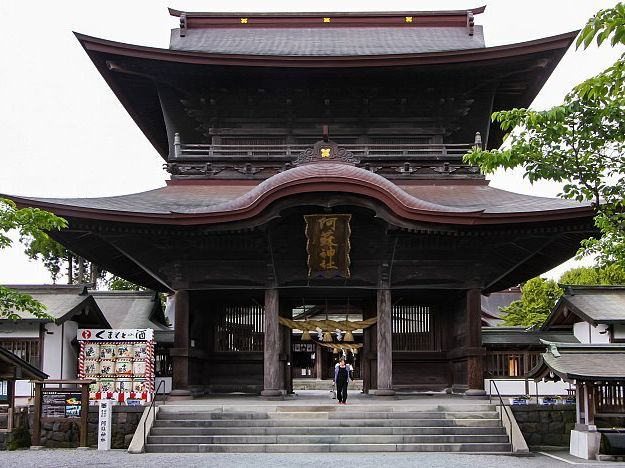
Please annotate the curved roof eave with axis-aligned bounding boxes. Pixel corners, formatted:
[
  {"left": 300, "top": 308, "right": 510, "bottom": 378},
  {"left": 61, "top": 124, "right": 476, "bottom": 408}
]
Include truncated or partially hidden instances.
[
  {"left": 4, "top": 163, "right": 595, "bottom": 227},
  {"left": 74, "top": 30, "right": 578, "bottom": 68}
]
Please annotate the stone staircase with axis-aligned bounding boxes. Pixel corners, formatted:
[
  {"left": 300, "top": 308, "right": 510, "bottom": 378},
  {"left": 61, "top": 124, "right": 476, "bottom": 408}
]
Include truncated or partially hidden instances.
[
  {"left": 145, "top": 403, "right": 511, "bottom": 453},
  {"left": 293, "top": 379, "right": 364, "bottom": 391}
]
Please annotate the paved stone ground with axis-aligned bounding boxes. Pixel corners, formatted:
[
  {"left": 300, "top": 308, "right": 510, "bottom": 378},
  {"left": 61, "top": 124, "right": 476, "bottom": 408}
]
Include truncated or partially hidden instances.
[{"left": 0, "top": 450, "right": 621, "bottom": 468}]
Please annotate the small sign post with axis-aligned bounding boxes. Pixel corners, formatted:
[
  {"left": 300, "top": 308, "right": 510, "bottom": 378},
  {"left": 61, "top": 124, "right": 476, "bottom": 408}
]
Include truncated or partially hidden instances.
[{"left": 97, "top": 400, "right": 112, "bottom": 450}]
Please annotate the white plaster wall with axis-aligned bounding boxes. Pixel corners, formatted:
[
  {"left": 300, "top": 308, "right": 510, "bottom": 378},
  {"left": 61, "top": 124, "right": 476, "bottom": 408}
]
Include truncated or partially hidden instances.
[
  {"left": 573, "top": 322, "right": 610, "bottom": 344},
  {"left": 0, "top": 321, "right": 40, "bottom": 338},
  {"left": 485, "top": 378, "right": 571, "bottom": 397},
  {"left": 41, "top": 320, "right": 79, "bottom": 380},
  {"left": 42, "top": 322, "right": 63, "bottom": 379}
]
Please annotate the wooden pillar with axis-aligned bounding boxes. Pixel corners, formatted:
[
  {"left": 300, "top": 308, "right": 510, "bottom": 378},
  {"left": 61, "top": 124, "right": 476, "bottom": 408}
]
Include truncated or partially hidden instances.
[
  {"left": 79, "top": 382, "right": 89, "bottom": 448},
  {"left": 170, "top": 290, "right": 192, "bottom": 398},
  {"left": 279, "top": 302, "right": 293, "bottom": 394},
  {"left": 465, "top": 288, "right": 486, "bottom": 397},
  {"left": 361, "top": 299, "right": 375, "bottom": 393},
  {"left": 576, "top": 382, "right": 583, "bottom": 425},
  {"left": 374, "top": 285, "right": 395, "bottom": 396},
  {"left": 586, "top": 382, "right": 595, "bottom": 426},
  {"left": 261, "top": 288, "right": 282, "bottom": 397},
  {"left": 315, "top": 342, "right": 323, "bottom": 379},
  {"left": 31, "top": 382, "right": 42, "bottom": 447}
]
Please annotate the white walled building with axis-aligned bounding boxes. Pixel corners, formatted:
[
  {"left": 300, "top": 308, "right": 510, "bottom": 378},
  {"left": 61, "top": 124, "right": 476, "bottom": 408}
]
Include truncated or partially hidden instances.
[
  {"left": 543, "top": 286, "right": 625, "bottom": 344},
  {"left": 0, "top": 285, "right": 110, "bottom": 402}
]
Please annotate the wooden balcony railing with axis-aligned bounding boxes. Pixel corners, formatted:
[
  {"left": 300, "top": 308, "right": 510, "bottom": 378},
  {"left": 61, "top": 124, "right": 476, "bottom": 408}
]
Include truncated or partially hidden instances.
[
  {"left": 485, "top": 351, "right": 542, "bottom": 378},
  {"left": 172, "top": 135, "right": 477, "bottom": 161}
]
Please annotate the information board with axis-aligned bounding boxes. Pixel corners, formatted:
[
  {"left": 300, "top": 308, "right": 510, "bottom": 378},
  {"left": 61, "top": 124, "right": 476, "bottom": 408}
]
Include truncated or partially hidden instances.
[{"left": 41, "top": 392, "right": 82, "bottom": 418}]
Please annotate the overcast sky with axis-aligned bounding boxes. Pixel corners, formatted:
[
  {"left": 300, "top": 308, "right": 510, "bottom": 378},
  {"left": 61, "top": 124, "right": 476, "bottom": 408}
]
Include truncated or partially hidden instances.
[{"left": 0, "top": 0, "right": 623, "bottom": 285}]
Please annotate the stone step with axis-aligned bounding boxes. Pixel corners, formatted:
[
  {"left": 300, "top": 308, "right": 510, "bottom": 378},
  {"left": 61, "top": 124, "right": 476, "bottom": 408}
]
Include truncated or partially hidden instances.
[
  {"left": 157, "top": 411, "right": 499, "bottom": 421},
  {"left": 158, "top": 412, "right": 269, "bottom": 420},
  {"left": 147, "top": 434, "right": 510, "bottom": 445},
  {"left": 145, "top": 442, "right": 512, "bottom": 453},
  {"left": 293, "top": 379, "right": 364, "bottom": 391},
  {"left": 325, "top": 411, "right": 500, "bottom": 420},
  {"left": 151, "top": 425, "right": 506, "bottom": 436},
  {"left": 153, "top": 418, "right": 502, "bottom": 428},
  {"left": 158, "top": 404, "right": 497, "bottom": 414}
]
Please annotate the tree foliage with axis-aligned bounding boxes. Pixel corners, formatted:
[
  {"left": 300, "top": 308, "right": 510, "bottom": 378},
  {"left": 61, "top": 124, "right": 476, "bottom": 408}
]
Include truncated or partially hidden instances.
[
  {"left": 559, "top": 264, "right": 625, "bottom": 285},
  {"left": 105, "top": 276, "right": 145, "bottom": 291},
  {"left": 0, "top": 198, "right": 67, "bottom": 319},
  {"left": 465, "top": 3, "right": 625, "bottom": 268},
  {"left": 500, "top": 277, "right": 564, "bottom": 327},
  {"left": 22, "top": 235, "right": 70, "bottom": 283}
]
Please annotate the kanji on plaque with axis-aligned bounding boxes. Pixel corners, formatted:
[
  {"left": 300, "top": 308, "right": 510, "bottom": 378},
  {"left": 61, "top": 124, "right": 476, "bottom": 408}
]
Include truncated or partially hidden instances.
[{"left": 304, "top": 214, "right": 351, "bottom": 279}]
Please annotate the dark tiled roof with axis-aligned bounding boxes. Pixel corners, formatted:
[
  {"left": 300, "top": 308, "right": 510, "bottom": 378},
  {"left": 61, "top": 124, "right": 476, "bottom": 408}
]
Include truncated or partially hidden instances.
[
  {"left": 543, "top": 286, "right": 625, "bottom": 328},
  {"left": 169, "top": 26, "right": 484, "bottom": 56},
  {"left": 481, "top": 289, "right": 521, "bottom": 326},
  {"left": 0, "top": 285, "right": 108, "bottom": 325},
  {"left": 565, "top": 289, "right": 625, "bottom": 324},
  {"left": 9, "top": 164, "right": 588, "bottom": 218},
  {"left": 482, "top": 328, "right": 578, "bottom": 346},
  {"left": 534, "top": 342, "right": 625, "bottom": 382},
  {"left": 542, "top": 352, "right": 625, "bottom": 380},
  {"left": 544, "top": 352, "right": 625, "bottom": 380},
  {"left": 91, "top": 291, "right": 170, "bottom": 332}
]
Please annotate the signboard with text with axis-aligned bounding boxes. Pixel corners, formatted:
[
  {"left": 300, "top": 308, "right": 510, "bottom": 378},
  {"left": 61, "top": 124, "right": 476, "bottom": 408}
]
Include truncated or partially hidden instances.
[
  {"left": 78, "top": 329, "right": 153, "bottom": 342},
  {"left": 41, "top": 392, "right": 82, "bottom": 418}
]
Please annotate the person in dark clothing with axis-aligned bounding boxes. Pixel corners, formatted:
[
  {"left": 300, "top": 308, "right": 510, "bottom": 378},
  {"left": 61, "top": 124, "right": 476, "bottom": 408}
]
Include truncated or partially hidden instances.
[{"left": 334, "top": 357, "right": 354, "bottom": 404}]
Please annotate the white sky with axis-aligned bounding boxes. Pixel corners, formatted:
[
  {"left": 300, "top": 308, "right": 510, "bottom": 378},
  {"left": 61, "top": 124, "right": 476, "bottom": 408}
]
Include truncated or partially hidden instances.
[{"left": 0, "top": 0, "right": 622, "bottom": 285}]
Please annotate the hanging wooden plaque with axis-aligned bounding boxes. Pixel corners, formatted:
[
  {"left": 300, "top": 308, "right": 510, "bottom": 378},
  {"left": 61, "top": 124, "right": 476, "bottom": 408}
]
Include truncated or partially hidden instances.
[{"left": 304, "top": 214, "right": 351, "bottom": 279}]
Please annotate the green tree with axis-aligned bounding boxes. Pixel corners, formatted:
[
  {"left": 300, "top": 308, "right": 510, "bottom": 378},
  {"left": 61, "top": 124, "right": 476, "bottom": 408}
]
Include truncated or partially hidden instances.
[
  {"left": 559, "top": 264, "right": 625, "bottom": 285},
  {"left": 500, "top": 277, "right": 564, "bottom": 327},
  {"left": 0, "top": 198, "right": 66, "bottom": 319},
  {"left": 465, "top": 3, "right": 625, "bottom": 268},
  {"left": 105, "top": 276, "right": 145, "bottom": 291}
]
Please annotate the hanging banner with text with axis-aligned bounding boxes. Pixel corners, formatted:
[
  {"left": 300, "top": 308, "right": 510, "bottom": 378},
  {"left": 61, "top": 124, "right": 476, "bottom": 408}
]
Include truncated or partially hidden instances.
[{"left": 304, "top": 214, "right": 351, "bottom": 279}]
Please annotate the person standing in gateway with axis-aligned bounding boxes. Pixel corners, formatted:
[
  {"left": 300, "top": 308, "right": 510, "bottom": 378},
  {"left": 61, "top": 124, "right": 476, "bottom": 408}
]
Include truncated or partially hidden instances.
[{"left": 334, "top": 357, "right": 354, "bottom": 404}]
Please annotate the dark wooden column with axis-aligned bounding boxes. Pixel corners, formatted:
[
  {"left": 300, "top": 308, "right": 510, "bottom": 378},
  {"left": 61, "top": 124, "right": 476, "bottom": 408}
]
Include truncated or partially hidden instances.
[
  {"left": 465, "top": 288, "right": 486, "bottom": 397},
  {"left": 315, "top": 342, "right": 323, "bottom": 379},
  {"left": 170, "top": 290, "right": 192, "bottom": 399},
  {"left": 361, "top": 299, "right": 376, "bottom": 393},
  {"left": 261, "top": 288, "right": 282, "bottom": 397},
  {"left": 374, "top": 284, "right": 395, "bottom": 396}
]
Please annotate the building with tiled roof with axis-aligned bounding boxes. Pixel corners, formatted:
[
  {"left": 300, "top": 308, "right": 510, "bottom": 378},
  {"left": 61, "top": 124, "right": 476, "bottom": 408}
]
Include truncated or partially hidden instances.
[{"left": 4, "top": 7, "right": 596, "bottom": 397}]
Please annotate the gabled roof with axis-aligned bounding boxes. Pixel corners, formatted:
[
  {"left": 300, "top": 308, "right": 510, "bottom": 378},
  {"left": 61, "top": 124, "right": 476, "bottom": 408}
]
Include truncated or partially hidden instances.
[
  {"left": 542, "top": 286, "right": 625, "bottom": 329},
  {"left": 91, "top": 291, "right": 172, "bottom": 343},
  {"left": 91, "top": 290, "right": 168, "bottom": 329},
  {"left": 529, "top": 341, "right": 625, "bottom": 383},
  {"left": 0, "top": 346, "right": 48, "bottom": 380},
  {"left": 0, "top": 285, "right": 110, "bottom": 326}
]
